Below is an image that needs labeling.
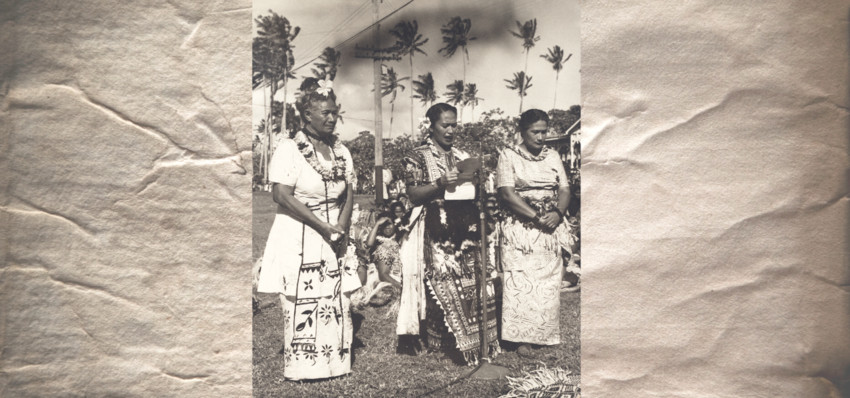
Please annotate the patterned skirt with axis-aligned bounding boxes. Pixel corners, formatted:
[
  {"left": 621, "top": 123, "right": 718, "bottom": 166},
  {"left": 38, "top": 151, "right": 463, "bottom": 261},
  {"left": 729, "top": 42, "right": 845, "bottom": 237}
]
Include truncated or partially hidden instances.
[
  {"left": 423, "top": 233, "right": 500, "bottom": 364},
  {"left": 258, "top": 207, "right": 360, "bottom": 380},
  {"left": 500, "top": 216, "right": 565, "bottom": 345},
  {"left": 280, "top": 293, "right": 353, "bottom": 380}
]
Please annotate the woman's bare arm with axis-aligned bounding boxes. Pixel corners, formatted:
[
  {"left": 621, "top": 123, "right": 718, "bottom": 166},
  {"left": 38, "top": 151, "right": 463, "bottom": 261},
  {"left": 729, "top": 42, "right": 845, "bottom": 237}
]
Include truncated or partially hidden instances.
[
  {"left": 337, "top": 182, "right": 354, "bottom": 231},
  {"left": 273, "top": 183, "right": 341, "bottom": 240},
  {"left": 497, "top": 186, "right": 538, "bottom": 219}
]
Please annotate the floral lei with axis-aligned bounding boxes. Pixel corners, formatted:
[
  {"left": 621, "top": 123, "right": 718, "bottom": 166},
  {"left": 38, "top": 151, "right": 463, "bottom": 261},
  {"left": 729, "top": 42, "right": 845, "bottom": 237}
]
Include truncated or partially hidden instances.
[
  {"left": 293, "top": 130, "right": 349, "bottom": 182},
  {"left": 510, "top": 143, "right": 550, "bottom": 162}
]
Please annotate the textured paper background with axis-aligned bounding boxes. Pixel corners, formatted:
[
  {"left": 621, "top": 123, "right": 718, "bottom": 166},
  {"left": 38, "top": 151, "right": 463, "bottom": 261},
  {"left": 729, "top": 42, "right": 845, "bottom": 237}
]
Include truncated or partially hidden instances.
[
  {"left": 1, "top": 1, "right": 253, "bottom": 397},
  {"left": 581, "top": 1, "right": 850, "bottom": 396},
  {"left": 1, "top": 1, "right": 848, "bottom": 397}
]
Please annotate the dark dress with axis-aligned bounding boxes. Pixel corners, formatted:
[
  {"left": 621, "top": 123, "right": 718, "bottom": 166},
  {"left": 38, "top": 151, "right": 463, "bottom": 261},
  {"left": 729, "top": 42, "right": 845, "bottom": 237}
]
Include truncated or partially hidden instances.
[{"left": 402, "top": 142, "right": 500, "bottom": 364}]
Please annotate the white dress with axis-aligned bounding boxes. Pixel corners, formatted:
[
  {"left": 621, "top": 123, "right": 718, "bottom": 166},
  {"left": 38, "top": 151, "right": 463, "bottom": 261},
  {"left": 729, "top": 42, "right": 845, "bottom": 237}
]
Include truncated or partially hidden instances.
[
  {"left": 496, "top": 145, "right": 573, "bottom": 345},
  {"left": 257, "top": 133, "right": 361, "bottom": 380}
]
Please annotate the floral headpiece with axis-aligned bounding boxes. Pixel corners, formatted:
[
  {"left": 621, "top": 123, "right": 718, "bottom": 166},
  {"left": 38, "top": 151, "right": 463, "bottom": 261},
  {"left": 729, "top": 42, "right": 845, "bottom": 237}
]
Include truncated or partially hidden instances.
[{"left": 316, "top": 79, "right": 333, "bottom": 97}]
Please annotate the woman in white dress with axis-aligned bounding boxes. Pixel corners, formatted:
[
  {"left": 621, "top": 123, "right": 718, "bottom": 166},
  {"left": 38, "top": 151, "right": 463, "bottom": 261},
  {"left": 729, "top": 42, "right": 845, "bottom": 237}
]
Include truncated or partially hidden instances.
[
  {"left": 256, "top": 78, "right": 361, "bottom": 380},
  {"left": 496, "top": 109, "right": 573, "bottom": 355}
]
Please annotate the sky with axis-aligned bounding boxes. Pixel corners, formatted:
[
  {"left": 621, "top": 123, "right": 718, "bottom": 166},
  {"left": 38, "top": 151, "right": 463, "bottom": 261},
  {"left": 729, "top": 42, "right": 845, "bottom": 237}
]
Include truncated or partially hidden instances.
[{"left": 253, "top": 0, "right": 581, "bottom": 140}]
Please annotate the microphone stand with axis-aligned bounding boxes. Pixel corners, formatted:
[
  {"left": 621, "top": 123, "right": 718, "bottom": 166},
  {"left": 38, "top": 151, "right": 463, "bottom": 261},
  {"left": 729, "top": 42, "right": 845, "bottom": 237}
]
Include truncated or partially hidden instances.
[{"left": 470, "top": 141, "right": 509, "bottom": 380}]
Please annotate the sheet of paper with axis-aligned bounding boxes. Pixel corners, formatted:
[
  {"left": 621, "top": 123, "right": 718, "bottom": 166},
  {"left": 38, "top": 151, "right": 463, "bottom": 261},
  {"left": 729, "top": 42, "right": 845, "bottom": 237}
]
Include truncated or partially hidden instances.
[
  {"left": 1, "top": 0, "right": 848, "bottom": 397},
  {"left": 444, "top": 182, "right": 476, "bottom": 200}
]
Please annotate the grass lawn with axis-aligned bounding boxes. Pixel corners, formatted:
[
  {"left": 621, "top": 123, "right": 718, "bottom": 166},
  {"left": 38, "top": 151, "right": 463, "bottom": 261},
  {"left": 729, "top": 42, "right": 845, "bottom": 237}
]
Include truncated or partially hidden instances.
[{"left": 253, "top": 191, "right": 580, "bottom": 397}]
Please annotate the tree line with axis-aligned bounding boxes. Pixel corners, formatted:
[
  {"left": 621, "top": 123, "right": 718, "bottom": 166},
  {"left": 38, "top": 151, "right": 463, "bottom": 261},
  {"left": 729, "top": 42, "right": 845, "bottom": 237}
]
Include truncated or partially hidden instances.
[{"left": 252, "top": 9, "right": 579, "bottom": 189}]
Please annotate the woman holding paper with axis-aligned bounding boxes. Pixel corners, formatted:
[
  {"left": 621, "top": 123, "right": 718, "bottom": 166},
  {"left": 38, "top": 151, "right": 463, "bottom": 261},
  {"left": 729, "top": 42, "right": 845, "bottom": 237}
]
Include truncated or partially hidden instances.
[
  {"left": 496, "top": 109, "right": 573, "bottom": 354},
  {"left": 397, "top": 102, "right": 500, "bottom": 364},
  {"left": 255, "top": 77, "right": 361, "bottom": 380}
]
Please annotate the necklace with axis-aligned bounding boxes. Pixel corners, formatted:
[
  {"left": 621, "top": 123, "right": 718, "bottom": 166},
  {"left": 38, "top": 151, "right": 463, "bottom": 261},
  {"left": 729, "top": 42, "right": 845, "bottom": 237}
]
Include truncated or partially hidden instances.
[
  {"left": 510, "top": 143, "right": 549, "bottom": 162},
  {"left": 293, "top": 130, "right": 349, "bottom": 182}
]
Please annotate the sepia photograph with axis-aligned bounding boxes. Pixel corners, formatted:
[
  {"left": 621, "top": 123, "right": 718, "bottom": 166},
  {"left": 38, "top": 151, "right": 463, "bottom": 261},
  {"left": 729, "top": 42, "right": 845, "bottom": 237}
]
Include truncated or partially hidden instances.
[
  {"left": 3, "top": 0, "right": 848, "bottom": 397},
  {"left": 252, "top": 0, "right": 581, "bottom": 396}
]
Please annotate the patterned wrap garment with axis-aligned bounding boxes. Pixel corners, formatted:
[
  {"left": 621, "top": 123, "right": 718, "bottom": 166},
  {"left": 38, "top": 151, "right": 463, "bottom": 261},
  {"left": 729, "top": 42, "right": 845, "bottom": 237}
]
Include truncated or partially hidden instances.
[
  {"left": 496, "top": 145, "right": 575, "bottom": 345},
  {"left": 401, "top": 141, "right": 500, "bottom": 365}
]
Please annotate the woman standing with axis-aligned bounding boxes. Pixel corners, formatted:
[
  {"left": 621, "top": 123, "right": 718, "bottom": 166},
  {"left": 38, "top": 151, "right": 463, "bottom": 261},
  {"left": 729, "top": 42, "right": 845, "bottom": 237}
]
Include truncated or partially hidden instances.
[
  {"left": 398, "top": 102, "right": 500, "bottom": 364},
  {"left": 496, "top": 109, "right": 573, "bottom": 354},
  {"left": 256, "top": 78, "right": 361, "bottom": 380}
]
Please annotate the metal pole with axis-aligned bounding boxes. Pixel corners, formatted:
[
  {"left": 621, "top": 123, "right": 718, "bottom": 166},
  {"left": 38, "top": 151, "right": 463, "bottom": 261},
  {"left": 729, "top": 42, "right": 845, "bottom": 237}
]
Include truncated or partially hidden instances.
[
  {"left": 470, "top": 146, "right": 508, "bottom": 380},
  {"left": 373, "top": 0, "right": 384, "bottom": 203},
  {"left": 478, "top": 162, "right": 489, "bottom": 360}
]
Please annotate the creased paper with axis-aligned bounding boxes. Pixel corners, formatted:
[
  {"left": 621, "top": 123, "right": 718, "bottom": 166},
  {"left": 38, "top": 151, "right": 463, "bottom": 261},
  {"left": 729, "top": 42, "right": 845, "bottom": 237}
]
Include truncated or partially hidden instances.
[
  {"left": 1, "top": 1, "right": 252, "bottom": 397},
  {"left": 2, "top": 0, "right": 849, "bottom": 397},
  {"left": 581, "top": 1, "right": 850, "bottom": 397}
]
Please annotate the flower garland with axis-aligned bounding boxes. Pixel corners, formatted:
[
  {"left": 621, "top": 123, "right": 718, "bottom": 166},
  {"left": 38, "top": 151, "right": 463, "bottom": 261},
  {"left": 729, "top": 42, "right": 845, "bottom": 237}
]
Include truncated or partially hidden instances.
[
  {"left": 510, "top": 143, "right": 550, "bottom": 162},
  {"left": 293, "top": 130, "right": 349, "bottom": 183},
  {"left": 418, "top": 116, "right": 431, "bottom": 138}
]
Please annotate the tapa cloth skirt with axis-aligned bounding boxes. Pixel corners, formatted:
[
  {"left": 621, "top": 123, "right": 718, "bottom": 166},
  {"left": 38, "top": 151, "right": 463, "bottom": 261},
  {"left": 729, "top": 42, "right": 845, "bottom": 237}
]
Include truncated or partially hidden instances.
[
  {"left": 279, "top": 294, "right": 353, "bottom": 380},
  {"left": 257, "top": 207, "right": 360, "bottom": 380}
]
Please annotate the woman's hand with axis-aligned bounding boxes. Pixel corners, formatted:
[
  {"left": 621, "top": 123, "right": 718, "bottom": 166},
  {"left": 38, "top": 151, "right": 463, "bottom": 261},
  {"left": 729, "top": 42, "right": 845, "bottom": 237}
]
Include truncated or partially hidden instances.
[
  {"left": 537, "top": 211, "right": 561, "bottom": 230},
  {"left": 321, "top": 222, "right": 345, "bottom": 242},
  {"left": 440, "top": 170, "right": 459, "bottom": 187},
  {"left": 376, "top": 217, "right": 392, "bottom": 226}
]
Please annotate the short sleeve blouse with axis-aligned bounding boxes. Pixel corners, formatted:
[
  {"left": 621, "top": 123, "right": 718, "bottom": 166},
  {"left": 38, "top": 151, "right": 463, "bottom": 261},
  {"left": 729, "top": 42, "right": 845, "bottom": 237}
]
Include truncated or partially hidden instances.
[
  {"left": 496, "top": 146, "right": 568, "bottom": 191},
  {"left": 268, "top": 137, "right": 353, "bottom": 207}
]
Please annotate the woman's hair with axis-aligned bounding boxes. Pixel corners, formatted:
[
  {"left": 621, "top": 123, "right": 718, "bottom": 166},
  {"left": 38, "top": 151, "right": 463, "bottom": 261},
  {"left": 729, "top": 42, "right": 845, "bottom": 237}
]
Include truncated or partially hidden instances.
[
  {"left": 389, "top": 201, "right": 406, "bottom": 214},
  {"left": 377, "top": 212, "right": 395, "bottom": 225},
  {"left": 518, "top": 108, "right": 549, "bottom": 132},
  {"left": 425, "top": 102, "right": 457, "bottom": 125},
  {"left": 295, "top": 77, "right": 337, "bottom": 124}
]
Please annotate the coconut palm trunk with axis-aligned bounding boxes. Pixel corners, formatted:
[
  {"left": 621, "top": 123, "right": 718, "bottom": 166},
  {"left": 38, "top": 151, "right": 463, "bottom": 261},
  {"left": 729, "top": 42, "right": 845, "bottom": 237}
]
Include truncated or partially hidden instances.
[
  {"left": 553, "top": 71, "right": 559, "bottom": 110},
  {"left": 524, "top": 51, "right": 530, "bottom": 76},
  {"left": 389, "top": 102, "right": 395, "bottom": 139},
  {"left": 265, "top": 79, "right": 276, "bottom": 185},
  {"left": 281, "top": 83, "right": 287, "bottom": 140},
  {"left": 409, "top": 54, "right": 414, "bottom": 136}
]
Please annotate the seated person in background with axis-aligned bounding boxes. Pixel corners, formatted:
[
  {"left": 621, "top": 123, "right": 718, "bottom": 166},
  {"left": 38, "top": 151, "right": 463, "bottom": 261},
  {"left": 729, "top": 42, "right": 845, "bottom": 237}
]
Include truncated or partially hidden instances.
[
  {"left": 350, "top": 213, "right": 404, "bottom": 312},
  {"left": 367, "top": 214, "right": 403, "bottom": 291},
  {"left": 396, "top": 193, "right": 411, "bottom": 212}
]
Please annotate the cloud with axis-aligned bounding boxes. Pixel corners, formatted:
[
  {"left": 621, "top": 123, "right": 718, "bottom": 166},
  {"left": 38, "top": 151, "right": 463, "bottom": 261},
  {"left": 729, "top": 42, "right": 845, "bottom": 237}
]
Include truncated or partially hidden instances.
[{"left": 253, "top": 0, "right": 580, "bottom": 140}]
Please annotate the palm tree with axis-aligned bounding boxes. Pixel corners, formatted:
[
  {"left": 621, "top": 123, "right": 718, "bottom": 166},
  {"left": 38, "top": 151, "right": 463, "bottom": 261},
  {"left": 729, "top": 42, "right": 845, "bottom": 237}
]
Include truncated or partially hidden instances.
[
  {"left": 444, "top": 80, "right": 465, "bottom": 120},
  {"left": 254, "top": 11, "right": 299, "bottom": 184},
  {"left": 463, "top": 83, "right": 483, "bottom": 122},
  {"left": 509, "top": 18, "right": 540, "bottom": 75},
  {"left": 311, "top": 46, "right": 342, "bottom": 81},
  {"left": 438, "top": 16, "right": 476, "bottom": 83},
  {"left": 381, "top": 66, "right": 409, "bottom": 139},
  {"left": 412, "top": 72, "right": 437, "bottom": 109},
  {"left": 389, "top": 20, "right": 428, "bottom": 136},
  {"left": 504, "top": 71, "right": 532, "bottom": 114},
  {"left": 540, "top": 45, "right": 571, "bottom": 110}
]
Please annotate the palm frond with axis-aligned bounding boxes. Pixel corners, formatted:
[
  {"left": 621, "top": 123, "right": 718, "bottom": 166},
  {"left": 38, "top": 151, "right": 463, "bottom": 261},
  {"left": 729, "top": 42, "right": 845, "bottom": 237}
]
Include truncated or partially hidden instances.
[
  {"left": 389, "top": 20, "right": 429, "bottom": 58},
  {"left": 412, "top": 72, "right": 437, "bottom": 105},
  {"left": 443, "top": 79, "right": 465, "bottom": 105}
]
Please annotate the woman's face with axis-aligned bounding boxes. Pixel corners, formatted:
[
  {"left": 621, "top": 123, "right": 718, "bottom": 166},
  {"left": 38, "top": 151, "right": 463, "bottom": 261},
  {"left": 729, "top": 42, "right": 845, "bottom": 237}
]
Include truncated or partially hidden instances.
[
  {"left": 305, "top": 99, "right": 339, "bottom": 137},
  {"left": 381, "top": 222, "right": 396, "bottom": 237},
  {"left": 521, "top": 120, "right": 548, "bottom": 152},
  {"left": 393, "top": 206, "right": 405, "bottom": 220},
  {"left": 430, "top": 111, "right": 458, "bottom": 150},
  {"left": 485, "top": 200, "right": 498, "bottom": 218}
]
